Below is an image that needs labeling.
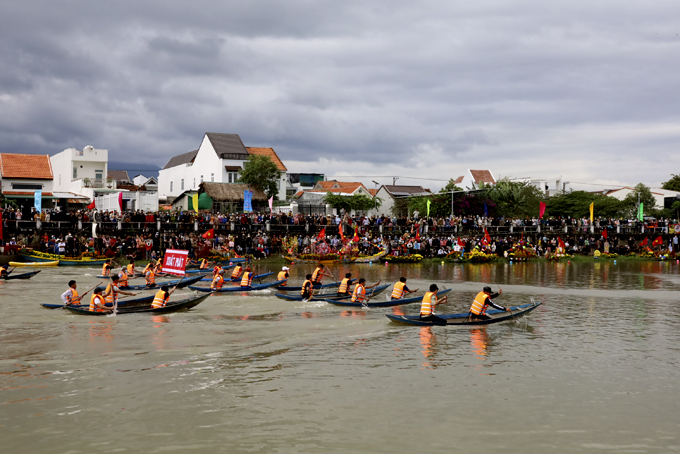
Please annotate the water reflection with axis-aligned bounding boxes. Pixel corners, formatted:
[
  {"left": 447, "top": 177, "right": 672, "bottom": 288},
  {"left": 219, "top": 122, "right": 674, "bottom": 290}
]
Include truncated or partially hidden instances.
[{"left": 419, "top": 327, "right": 437, "bottom": 369}]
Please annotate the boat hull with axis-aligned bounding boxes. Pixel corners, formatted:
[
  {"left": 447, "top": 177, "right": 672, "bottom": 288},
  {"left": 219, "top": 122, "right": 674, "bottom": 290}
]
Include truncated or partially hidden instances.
[
  {"left": 9, "top": 261, "right": 59, "bottom": 267},
  {"left": 385, "top": 302, "right": 542, "bottom": 326},
  {"left": 326, "top": 288, "right": 452, "bottom": 307},
  {"left": 63, "top": 294, "right": 211, "bottom": 315},
  {"left": 189, "top": 279, "right": 286, "bottom": 293},
  {"left": 2, "top": 270, "right": 41, "bottom": 280}
]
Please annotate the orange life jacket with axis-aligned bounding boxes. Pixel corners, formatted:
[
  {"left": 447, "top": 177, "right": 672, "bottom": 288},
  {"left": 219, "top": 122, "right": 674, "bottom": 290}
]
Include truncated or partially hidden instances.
[
  {"left": 101, "top": 264, "right": 111, "bottom": 276},
  {"left": 67, "top": 288, "right": 79, "bottom": 304},
  {"left": 146, "top": 270, "right": 155, "bottom": 286},
  {"left": 152, "top": 290, "right": 169, "bottom": 309},
  {"left": 391, "top": 282, "right": 406, "bottom": 299},
  {"left": 211, "top": 275, "right": 224, "bottom": 290},
  {"left": 231, "top": 266, "right": 243, "bottom": 279},
  {"left": 351, "top": 284, "right": 366, "bottom": 303},
  {"left": 470, "top": 291, "right": 490, "bottom": 316},
  {"left": 104, "top": 283, "right": 119, "bottom": 305},
  {"left": 312, "top": 267, "right": 323, "bottom": 283},
  {"left": 118, "top": 271, "right": 128, "bottom": 287},
  {"left": 241, "top": 271, "right": 253, "bottom": 287},
  {"left": 127, "top": 264, "right": 135, "bottom": 275},
  {"left": 200, "top": 259, "right": 209, "bottom": 269},
  {"left": 90, "top": 294, "right": 107, "bottom": 312},
  {"left": 277, "top": 271, "right": 288, "bottom": 283},
  {"left": 420, "top": 292, "right": 436, "bottom": 316},
  {"left": 301, "top": 279, "right": 313, "bottom": 296},
  {"left": 338, "top": 278, "right": 350, "bottom": 293}
]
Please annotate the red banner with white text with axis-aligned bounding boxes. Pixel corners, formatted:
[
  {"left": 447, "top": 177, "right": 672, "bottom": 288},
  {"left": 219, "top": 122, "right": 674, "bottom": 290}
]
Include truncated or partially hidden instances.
[{"left": 162, "top": 249, "right": 189, "bottom": 276}]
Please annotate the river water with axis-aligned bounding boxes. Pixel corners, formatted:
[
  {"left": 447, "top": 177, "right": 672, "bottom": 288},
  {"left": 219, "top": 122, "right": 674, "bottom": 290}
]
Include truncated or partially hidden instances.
[{"left": 1, "top": 260, "right": 680, "bottom": 453}]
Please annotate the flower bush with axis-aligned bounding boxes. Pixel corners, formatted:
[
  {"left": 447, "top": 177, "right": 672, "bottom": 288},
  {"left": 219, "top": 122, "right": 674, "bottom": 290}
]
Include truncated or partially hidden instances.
[
  {"left": 545, "top": 252, "right": 573, "bottom": 261},
  {"left": 467, "top": 250, "right": 500, "bottom": 263},
  {"left": 385, "top": 254, "right": 423, "bottom": 263}
]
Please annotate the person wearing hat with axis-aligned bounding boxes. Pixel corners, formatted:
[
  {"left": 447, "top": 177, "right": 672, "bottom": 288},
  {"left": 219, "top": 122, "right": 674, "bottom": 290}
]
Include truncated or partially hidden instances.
[
  {"left": 277, "top": 266, "right": 290, "bottom": 285},
  {"left": 469, "top": 286, "right": 510, "bottom": 320},
  {"left": 419, "top": 284, "right": 448, "bottom": 324},
  {"left": 89, "top": 286, "right": 111, "bottom": 313}
]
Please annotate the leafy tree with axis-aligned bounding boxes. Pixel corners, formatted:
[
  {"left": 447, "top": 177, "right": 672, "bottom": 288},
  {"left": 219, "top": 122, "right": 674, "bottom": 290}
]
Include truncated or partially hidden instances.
[
  {"left": 323, "top": 192, "right": 380, "bottom": 213},
  {"left": 238, "top": 155, "right": 281, "bottom": 199},
  {"left": 661, "top": 174, "right": 680, "bottom": 192},
  {"left": 546, "top": 191, "right": 624, "bottom": 219},
  {"left": 484, "top": 179, "right": 544, "bottom": 218},
  {"left": 439, "top": 178, "right": 463, "bottom": 195},
  {"left": 621, "top": 183, "right": 655, "bottom": 217}
]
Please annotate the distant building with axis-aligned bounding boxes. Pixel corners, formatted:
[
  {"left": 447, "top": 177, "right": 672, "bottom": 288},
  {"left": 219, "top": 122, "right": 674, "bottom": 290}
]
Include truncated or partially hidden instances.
[
  {"left": 158, "top": 133, "right": 288, "bottom": 203},
  {"left": 108, "top": 170, "right": 131, "bottom": 185},
  {"left": 0, "top": 153, "right": 55, "bottom": 210},
  {"left": 468, "top": 169, "right": 496, "bottom": 189},
  {"left": 50, "top": 145, "right": 109, "bottom": 206},
  {"left": 374, "top": 185, "right": 431, "bottom": 216},
  {"left": 604, "top": 187, "right": 680, "bottom": 210}
]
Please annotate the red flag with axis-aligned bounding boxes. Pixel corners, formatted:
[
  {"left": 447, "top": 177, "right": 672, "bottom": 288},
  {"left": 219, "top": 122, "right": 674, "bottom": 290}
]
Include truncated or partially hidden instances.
[
  {"left": 640, "top": 237, "right": 648, "bottom": 246},
  {"left": 318, "top": 228, "right": 326, "bottom": 240},
  {"left": 652, "top": 236, "right": 663, "bottom": 247},
  {"left": 118, "top": 192, "right": 123, "bottom": 211},
  {"left": 602, "top": 229, "right": 607, "bottom": 239},
  {"left": 457, "top": 237, "right": 465, "bottom": 247},
  {"left": 339, "top": 225, "right": 345, "bottom": 241},
  {"left": 539, "top": 201, "right": 546, "bottom": 218},
  {"left": 202, "top": 229, "right": 214, "bottom": 239},
  {"left": 557, "top": 237, "right": 565, "bottom": 249},
  {"left": 484, "top": 228, "right": 491, "bottom": 244},
  {"left": 415, "top": 228, "right": 420, "bottom": 241},
  {"left": 87, "top": 200, "right": 96, "bottom": 210},
  {"left": 353, "top": 226, "right": 360, "bottom": 242}
]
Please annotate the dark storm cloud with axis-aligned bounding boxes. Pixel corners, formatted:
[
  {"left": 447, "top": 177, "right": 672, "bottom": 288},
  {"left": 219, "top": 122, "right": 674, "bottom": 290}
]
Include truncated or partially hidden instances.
[{"left": 1, "top": 1, "right": 680, "bottom": 188}]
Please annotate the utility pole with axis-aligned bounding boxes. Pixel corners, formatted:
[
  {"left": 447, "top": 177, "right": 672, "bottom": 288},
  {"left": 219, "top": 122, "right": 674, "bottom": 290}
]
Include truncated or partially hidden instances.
[{"left": 392, "top": 177, "right": 398, "bottom": 185}]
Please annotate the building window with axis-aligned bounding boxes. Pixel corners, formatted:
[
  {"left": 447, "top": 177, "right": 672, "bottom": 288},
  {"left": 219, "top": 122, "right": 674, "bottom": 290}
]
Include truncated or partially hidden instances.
[
  {"left": 200, "top": 175, "right": 204, "bottom": 183},
  {"left": 170, "top": 181, "right": 173, "bottom": 192},
  {"left": 193, "top": 178, "right": 196, "bottom": 188},
  {"left": 73, "top": 167, "right": 77, "bottom": 179},
  {"left": 181, "top": 179, "right": 184, "bottom": 190},
  {"left": 211, "top": 173, "right": 214, "bottom": 182}
]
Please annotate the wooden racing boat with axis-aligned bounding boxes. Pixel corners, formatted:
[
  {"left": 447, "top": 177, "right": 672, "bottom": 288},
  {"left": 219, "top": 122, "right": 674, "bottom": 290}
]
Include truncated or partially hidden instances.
[
  {"left": 116, "top": 274, "right": 207, "bottom": 291},
  {"left": 42, "top": 294, "right": 155, "bottom": 309},
  {"left": 385, "top": 301, "right": 542, "bottom": 326},
  {"left": 189, "top": 279, "right": 286, "bottom": 293},
  {"left": 274, "top": 283, "right": 392, "bottom": 302},
  {"left": 276, "top": 279, "right": 356, "bottom": 292},
  {"left": 353, "top": 250, "right": 388, "bottom": 263},
  {"left": 63, "top": 293, "right": 211, "bottom": 315},
  {"left": 200, "top": 271, "right": 274, "bottom": 282},
  {"left": 326, "top": 288, "right": 452, "bottom": 308},
  {"left": 20, "top": 253, "right": 106, "bottom": 266},
  {"left": 283, "top": 255, "right": 356, "bottom": 265},
  {"left": 2, "top": 270, "right": 41, "bottom": 280},
  {"left": 9, "top": 260, "right": 59, "bottom": 267}
]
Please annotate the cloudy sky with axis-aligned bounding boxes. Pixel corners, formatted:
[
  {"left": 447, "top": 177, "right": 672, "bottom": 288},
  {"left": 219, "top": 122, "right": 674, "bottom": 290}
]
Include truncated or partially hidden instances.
[{"left": 1, "top": 1, "right": 679, "bottom": 191}]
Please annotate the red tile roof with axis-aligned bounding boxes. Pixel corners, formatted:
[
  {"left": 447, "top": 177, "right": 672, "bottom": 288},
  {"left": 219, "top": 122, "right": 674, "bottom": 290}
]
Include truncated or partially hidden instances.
[
  {"left": 469, "top": 170, "right": 496, "bottom": 185},
  {"left": 246, "top": 147, "right": 287, "bottom": 172},
  {"left": 0, "top": 153, "right": 53, "bottom": 179},
  {"left": 453, "top": 176, "right": 464, "bottom": 185}
]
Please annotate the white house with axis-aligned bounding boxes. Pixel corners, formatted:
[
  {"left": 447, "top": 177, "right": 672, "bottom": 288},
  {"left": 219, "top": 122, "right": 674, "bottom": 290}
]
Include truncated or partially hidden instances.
[
  {"left": 0, "top": 153, "right": 55, "bottom": 209},
  {"left": 158, "top": 133, "right": 288, "bottom": 203},
  {"left": 604, "top": 187, "right": 680, "bottom": 210},
  {"left": 374, "top": 185, "right": 431, "bottom": 216},
  {"left": 132, "top": 174, "right": 158, "bottom": 191},
  {"left": 50, "top": 145, "right": 109, "bottom": 201}
]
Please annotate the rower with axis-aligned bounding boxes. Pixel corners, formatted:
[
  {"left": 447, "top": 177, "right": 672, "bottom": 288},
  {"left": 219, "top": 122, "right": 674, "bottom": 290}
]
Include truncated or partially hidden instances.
[
  {"left": 391, "top": 277, "right": 418, "bottom": 300},
  {"left": 419, "top": 284, "right": 448, "bottom": 324},
  {"left": 151, "top": 284, "right": 178, "bottom": 309},
  {"left": 127, "top": 260, "right": 135, "bottom": 276},
  {"left": 89, "top": 287, "right": 111, "bottom": 313},
  {"left": 277, "top": 266, "right": 290, "bottom": 285},
  {"left": 101, "top": 260, "right": 112, "bottom": 277},
  {"left": 469, "top": 286, "right": 510, "bottom": 320},
  {"left": 231, "top": 263, "right": 244, "bottom": 281},
  {"left": 311, "top": 264, "right": 332, "bottom": 285},
  {"left": 118, "top": 268, "right": 130, "bottom": 288},
  {"left": 142, "top": 261, "right": 153, "bottom": 275},
  {"left": 0, "top": 264, "right": 13, "bottom": 278},
  {"left": 350, "top": 278, "right": 382, "bottom": 304},
  {"left": 61, "top": 280, "right": 82, "bottom": 306},
  {"left": 102, "top": 275, "right": 136, "bottom": 308},
  {"left": 337, "top": 273, "right": 352, "bottom": 297},
  {"left": 145, "top": 265, "right": 156, "bottom": 287},
  {"left": 211, "top": 269, "right": 225, "bottom": 291},
  {"left": 240, "top": 267, "right": 254, "bottom": 288},
  {"left": 199, "top": 258, "right": 212, "bottom": 270},
  {"left": 301, "top": 274, "right": 314, "bottom": 301}
]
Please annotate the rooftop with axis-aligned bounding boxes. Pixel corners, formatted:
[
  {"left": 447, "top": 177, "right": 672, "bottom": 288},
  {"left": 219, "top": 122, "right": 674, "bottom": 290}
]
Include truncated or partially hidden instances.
[
  {"left": 246, "top": 147, "right": 287, "bottom": 172},
  {"left": 0, "top": 153, "right": 53, "bottom": 180}
]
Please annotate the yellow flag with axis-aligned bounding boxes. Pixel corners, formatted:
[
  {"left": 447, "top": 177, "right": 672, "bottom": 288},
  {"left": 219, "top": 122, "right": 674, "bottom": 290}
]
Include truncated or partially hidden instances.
[
  {"left": 192, "top": 193, "right": 199, "bottom": 212},
  {"left": 589, "top": 202, "right": 594, "bottom": 222}
]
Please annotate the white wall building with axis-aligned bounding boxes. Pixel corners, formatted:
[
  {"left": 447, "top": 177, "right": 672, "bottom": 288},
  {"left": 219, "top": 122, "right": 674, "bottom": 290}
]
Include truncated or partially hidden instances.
[
  {"left": 50, "top": 145, "right": 110, "bottom": 202},
  {"left": 158, "top": 133, "right": 288, "bottom": 204}
]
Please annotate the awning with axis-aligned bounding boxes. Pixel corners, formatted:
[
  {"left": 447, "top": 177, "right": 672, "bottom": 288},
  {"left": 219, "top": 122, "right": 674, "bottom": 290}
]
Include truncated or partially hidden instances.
[{"left": 68, "top": 198, "right": 88, "bottom": 204}]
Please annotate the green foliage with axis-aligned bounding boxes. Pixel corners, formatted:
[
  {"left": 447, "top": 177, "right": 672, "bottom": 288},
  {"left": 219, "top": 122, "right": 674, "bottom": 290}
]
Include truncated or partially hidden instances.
[
  {"left": 323, "top": 192, "right": 380, "bottom": 212},
  {"left": 439, "top": 178, "right": 463, "bottom": 195},
  {"left": 621, "top": 183, "right": 655, "bottom": 217},
  {"left": 546, "top": 191, "right": 624, "bottom": 218},
  {"left": 237, "top": 155, "right": 281, "bottom": 199},
  {"left": 484, "top": 179, "right": 544, "bottom": 218},
  {"left": 662, "top": 174, "right": 680, "bottom": 192}
]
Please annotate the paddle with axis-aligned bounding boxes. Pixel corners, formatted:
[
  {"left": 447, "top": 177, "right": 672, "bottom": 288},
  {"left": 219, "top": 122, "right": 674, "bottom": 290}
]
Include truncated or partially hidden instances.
[
  {"left": 75, "top": 281, "right": 103, "bottom": 305},
  {"left": 498, "top": 286, "right": 515, "bottom": 321},
  {"left": 361, "top": 281, "right": 382, "bottom": 308}
]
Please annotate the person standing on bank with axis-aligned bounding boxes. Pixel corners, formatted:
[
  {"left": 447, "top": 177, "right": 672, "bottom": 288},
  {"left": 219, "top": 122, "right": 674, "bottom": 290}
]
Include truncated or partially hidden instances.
[
  {"left": 420, "top": 284, "right": 448, "bottom": 324},
  {"left": 469, "top": 286, "right": 510, "bottom": 320}
]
